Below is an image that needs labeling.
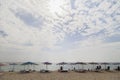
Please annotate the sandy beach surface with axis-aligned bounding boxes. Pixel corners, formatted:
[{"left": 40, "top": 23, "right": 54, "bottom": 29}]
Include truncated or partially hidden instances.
[{"left": 0, "top": 71, "right": 120, "bottom": 80}]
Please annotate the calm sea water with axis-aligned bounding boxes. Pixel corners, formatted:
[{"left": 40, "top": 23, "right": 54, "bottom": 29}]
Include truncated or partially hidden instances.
[{"left": 0, "top": 62, "right": 119, "bottom": 72}]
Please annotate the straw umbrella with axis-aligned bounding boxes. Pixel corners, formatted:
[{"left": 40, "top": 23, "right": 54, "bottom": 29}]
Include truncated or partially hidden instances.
[
  {"left": 75, "top": 62, "right": 86, "bottom": 70},
  {"left": 69, "top": 63, "right": 76, "bottom": 70},
  {"left": 9, "top": 63, "right": 17, "bottom": 72},
  {"left": 112, "top": 62, "right": 120, "bottom": 70},
  {"left": 43, "top": 62, "right": 52, "bottom": 70},
  {"left": 101, "top": 62, "right": 110, "bottom": 70},
  {"left": 57, "top": 62, "right": 68, "bottom": 70},
  {"left": 0, "top": 63, "right": 5, "bottom": 71},
  {"left": 21, "top": 62, "right": 38, "bottom": 70},
  {"left": 89, "top": 62, "right": 99, "bottom": 70}
]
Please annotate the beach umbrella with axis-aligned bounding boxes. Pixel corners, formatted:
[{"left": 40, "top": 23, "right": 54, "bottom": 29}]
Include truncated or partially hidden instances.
[
  {"left": 89, "top": 62, "right": 99, "bottom": 70},
  {"left": 43, "top": 62, "right": 52, "bottom": 70},
  {"left": 57, "top": 62, "right": 68, "bottom": 70},
  {"left": 75, "top": 62, "right": 86, "bottom": 70},
  {"left": 69, "top": 63, "right": 76, "bottom": 70},
  {"left": 0, "top": 63, "right": 5, "bottom": 71},
  {"left": 101, "top": 62, "right": 110, "bottom": 70},
  {"left": 21, "top": 62, "right": 38, "bottom": 70},
  {"left": 9, "top": 63, "right": 17, "bottom": 71},
  {"left": 112, "top": 62, "right": 120, "bottom": 70}
]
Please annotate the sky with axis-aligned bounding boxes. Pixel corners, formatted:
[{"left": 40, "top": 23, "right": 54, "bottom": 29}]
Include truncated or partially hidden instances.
[{"left": 0, "top": 0, "right": 120, "bottom": 62}]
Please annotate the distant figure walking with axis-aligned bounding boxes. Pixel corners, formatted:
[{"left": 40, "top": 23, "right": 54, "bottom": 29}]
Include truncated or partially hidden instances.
[
  {"left": 117, "top": 66, "right": 120, "bottom": 71},
  {"left": 107, "top": 66, "right": 110, "bottom": 70},
  {"left": 96, "top": 65, "right": 101, "bottom": 70},
  {"left": 60, "top": 66, "right": 63, "bottom": 71},
  {"left": 74, "top": 67, "right": 76, "bottom": 71}
]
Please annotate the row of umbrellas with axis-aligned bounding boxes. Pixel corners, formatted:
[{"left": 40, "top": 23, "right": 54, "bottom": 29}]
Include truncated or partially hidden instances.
[
  {"left": 0, "top": 62, "right": 51, "bottom": 71},
  {"left": 0, "top": 62, "right": 120, "bottom": 71}
]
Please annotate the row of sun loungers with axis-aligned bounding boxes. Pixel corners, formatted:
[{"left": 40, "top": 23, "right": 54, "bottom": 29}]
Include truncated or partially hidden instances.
[
  {"left": 4, "top": 67, "right": 120, "bottom": 74},
  {"left": 40, "top": 69, "right": 51, "bottom": 73}
]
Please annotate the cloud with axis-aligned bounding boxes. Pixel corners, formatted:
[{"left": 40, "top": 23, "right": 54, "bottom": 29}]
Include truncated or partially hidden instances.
[
  {"left": 0, "top": 0, "right": 120, "bottom": 46},
  {"left": 0, "top": 0, "right": 120, "bottom": 62}
]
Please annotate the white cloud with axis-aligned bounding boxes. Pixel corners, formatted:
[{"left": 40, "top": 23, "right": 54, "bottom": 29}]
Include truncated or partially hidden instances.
[{"left": 0, "top": 0, "right": 120, "bottom": 62}]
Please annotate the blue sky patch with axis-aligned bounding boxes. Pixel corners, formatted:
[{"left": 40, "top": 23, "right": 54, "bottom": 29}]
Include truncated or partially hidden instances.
[
  {"left": 84, "top": 0, "right": 101, "bottom": 8},
  {"left": 14, "top": 9, "right": 43, "bottom": 28},
  {"left": 0, "top": 30, "right": 8, "bottom": 37},
  {"left": 105, "top": 34, "right": 120, "bottom": 43},
  {"left": 70, "top": 0, "right": 76, "bottom": 9}
]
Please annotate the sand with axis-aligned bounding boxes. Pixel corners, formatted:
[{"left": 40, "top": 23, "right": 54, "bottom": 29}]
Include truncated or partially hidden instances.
[{"left": 0, "top": 71, "right": 120, "bottom": 80}]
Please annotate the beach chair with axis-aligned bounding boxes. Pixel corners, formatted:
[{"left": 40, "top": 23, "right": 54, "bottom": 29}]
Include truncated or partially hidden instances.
[
  {"left": 40, "top": 69, "right": 51, "bottom": 73},
  {"left": 58, "top": 69, "right": 69, "bottom": 73},
  {"left": 20, "top": 69, "right": 32, "bottom": 73}
]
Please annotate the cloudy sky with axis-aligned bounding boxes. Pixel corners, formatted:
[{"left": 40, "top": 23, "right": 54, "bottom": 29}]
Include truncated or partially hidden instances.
[{"left": 0, "top": 0, "right": 120, "bottom": 62}]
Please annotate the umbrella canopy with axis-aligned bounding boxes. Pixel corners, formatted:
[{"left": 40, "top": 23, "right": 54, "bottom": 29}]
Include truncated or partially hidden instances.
[
  {"left": 57, "top": 62, "right": 68, "bottom": 65},
  {"left": 89, "top": 62, "right": 99, "bottom": 65},
  {"left": 112, "top": 62, "right": 120, "bottom": 65},
  {"left": 69, "top": 63, "right": 76, "bottom": 65},
  {"left": 21, "top": 62, "right": 38, "bottom": 65},
  {"left": 9, "top": 63, "right": 18, "bottom": 71},
  {"left": 43, "top": 62, "right": 52, "bottom": 70},
  {"left": 43, "top": 62, "right": 52, "bottom": 65},
  {"left": 9, "top": 63, "right": 18, "bottom": 65},
  {"left": 75, "top": 62, "right": 86, "bottom": 65},
  {"left": 101, "top": 62, "right": 110, "bottom": 65}
]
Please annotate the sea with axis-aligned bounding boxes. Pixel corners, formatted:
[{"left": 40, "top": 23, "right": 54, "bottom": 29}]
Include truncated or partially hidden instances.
[{"left": 0, "top": 62, "right": 119, "bottom": 72}]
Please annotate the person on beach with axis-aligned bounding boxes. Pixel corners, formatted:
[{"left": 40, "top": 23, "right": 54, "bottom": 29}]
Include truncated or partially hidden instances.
[
  {"left": 60, "top": 66, "right": 63, "bottom": 71},
  {"left": 107, "top": 66, "right": 110, "bottom": 70}
]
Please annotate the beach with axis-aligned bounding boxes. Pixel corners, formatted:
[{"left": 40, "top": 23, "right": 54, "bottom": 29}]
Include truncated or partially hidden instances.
[{"left": 0, "top": 71, "right": 120, "bottom": 80}]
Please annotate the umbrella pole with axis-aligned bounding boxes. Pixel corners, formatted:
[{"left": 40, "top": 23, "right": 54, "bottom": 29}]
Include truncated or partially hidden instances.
[
  {"left": 0, "top": 66, "right": 1, "bottom": 71},
  {"left": 24, "top": 65, "right": 25, "bottom": 70},
  {"left": 46, "top": 65, "right": 48, "bottom": 70},
  {"left": 93, "top": 64, "right": 94, "bottom": 71},
  {"left": 12, "top": 65, "right": 15, "bottom": 71},
  {"left": 62, "top": 65, "right": 64, "bottom": 70},
  {"left": 32, "top": 64, "right": 34, "bottom": 70},
  {"left": 82, "top": 65, "right": 84, "bottom": 70},
  {"left": 105, "top": 64, "right": 106, "bottom": 70},
  {"left": 71, "top": 65, "right": 73, "bottom": 70},
  {"left": 77, "top": 64, "right": 79, "bottom": 70}
]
